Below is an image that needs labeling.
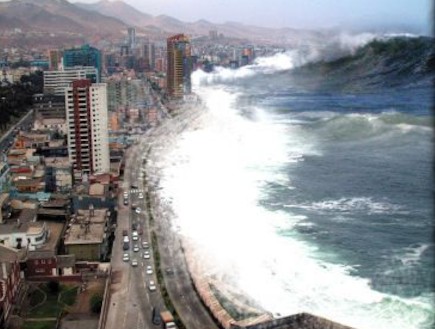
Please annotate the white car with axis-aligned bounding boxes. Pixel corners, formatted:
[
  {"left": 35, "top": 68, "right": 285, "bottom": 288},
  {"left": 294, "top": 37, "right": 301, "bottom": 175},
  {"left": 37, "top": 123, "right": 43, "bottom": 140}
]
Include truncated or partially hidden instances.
[
  {"left": 132, "top": 231, "right": 139, "bottom": 241},
  {"left": 143, "top": 251, "right": 150, "bottom": 259},
  {"left": 142, "top": 241, "right": 149, "bottom": 249},
  {"left": 138, "top": 192, "right": 144, "bottom": 199},
  {"left": 148, "top": 280, "right": 156, "bottom": 292},
  {"left": 131, "top": 259, "right": 138, "bottom": 267},
  {"left": 146, "top": 265, "right": 153, "bottom": 275},
  {"left": 135, "top": 207, "right": 141, "bottom": 214},
  {"left": 122, "top": 253, "right": 129, "bottom": 262},
  {"left": 133, "top": 245, "right": 139, "bottom": 252}
]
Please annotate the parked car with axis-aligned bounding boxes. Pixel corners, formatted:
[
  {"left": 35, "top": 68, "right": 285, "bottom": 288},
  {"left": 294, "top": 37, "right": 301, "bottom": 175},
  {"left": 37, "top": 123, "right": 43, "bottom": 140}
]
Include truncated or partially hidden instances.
[
  {"left": 131, "top": 259, "right": 138, "bottom": 267},
  {"left": 143, "top": 251, "right": 150, "bottom": 259},
  {"left": 146, "top": 265, "right": 153, "bottom": 275},
  {"left": 123, "top": 253, "right": 129, "bottom": 262}
]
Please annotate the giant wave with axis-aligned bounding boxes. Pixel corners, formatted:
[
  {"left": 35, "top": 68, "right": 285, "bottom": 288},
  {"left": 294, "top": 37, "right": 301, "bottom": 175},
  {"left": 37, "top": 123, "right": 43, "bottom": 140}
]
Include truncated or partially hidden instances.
[{"left": 150, "top": 33, "right": 434, "bottom": 329}]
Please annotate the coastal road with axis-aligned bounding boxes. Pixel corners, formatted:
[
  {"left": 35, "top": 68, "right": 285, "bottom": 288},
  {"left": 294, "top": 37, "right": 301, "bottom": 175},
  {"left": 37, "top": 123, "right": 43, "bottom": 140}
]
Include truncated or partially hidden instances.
[
  {"left": 142, "top": 114, "right": 219, "bottom": 329},
  {"left": 106, "top": 145, "right": 166, "bottom": 329},
  {"left": 106, "top": 111, "right": 219, "bottom": 329}
]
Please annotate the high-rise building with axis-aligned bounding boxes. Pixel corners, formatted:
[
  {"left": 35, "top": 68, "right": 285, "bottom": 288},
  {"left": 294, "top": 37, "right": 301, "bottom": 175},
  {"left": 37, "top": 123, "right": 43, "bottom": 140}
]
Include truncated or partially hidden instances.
[
  {"left": 43, "top": 67, "right": 98, "bottom": 95},
  {"left": 65, "top": 80, "right": 109, "bottom": 177},
  {"left": 63, "top": 45, "right": 102, "bottom": 81},
  {"left": 48, "top": 49, "right": 63, "bottom": 70},
  {"left": 127, "top": 27, "right": 136, "bottom": 49},
  {"left": 143, "top": 42, "right": 156, "bottom": 70},
  {"left": 166, "top": 34, "right": 192, "bottom": 99}
]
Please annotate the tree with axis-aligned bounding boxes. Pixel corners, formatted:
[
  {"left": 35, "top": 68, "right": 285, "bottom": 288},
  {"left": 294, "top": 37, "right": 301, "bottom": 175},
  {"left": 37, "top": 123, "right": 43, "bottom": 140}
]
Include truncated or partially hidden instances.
[
  {"left": 47, "top": 280, "right": 60, "bottom": 294},
  {"left": 90, "top": 294, "right": 103, "bottom": 313}
]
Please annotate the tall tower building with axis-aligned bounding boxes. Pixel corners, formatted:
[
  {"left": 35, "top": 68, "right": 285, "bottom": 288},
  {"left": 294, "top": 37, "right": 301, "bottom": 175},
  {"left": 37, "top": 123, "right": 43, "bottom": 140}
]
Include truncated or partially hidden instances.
[
  {"left": 63, "top": 45, "right": 102, "bottom": 81},
  {"left": 65, "top": 80, "right": 109, "bottom": 177},
  {"left": 166, "top": 34, "right": 192, "bottom": 99},
  {"left": 127, "top": 27, "right": 136, "bottom": 49},
  {"left": 143, "top": 42, "right": 156, "bottom": 70},
  {"left": 48, "top": 49, "right": 63, "bottom": 70}
]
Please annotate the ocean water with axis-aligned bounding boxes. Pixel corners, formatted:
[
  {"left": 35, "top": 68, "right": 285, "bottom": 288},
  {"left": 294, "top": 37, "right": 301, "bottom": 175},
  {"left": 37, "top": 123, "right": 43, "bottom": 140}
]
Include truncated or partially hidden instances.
[{"left": 154, "top": 35, "right": 434, "bottom": 329}]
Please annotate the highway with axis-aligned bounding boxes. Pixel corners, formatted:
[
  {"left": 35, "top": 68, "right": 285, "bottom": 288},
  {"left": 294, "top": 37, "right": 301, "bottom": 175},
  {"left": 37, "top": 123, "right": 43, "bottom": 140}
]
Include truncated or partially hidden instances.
[{"left": 106, "top": 86, "right": 218, "bottom": 329}]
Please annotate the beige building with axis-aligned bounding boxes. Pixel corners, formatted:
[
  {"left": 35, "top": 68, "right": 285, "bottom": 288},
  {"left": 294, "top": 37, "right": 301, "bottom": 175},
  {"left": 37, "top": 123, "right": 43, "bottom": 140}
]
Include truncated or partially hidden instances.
[{"left": 64, "top": 208, "right": 110, "bottom": 261}]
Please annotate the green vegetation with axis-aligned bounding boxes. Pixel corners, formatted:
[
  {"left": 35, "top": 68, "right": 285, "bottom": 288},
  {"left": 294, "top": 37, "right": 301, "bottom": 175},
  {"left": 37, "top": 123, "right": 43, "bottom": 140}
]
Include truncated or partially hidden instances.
[
  {"left": 47, "top": 281, "right": 60, "bottom": 295},
  {"left": 27, "top": 283, "right": 79, "bottom": 318},
  {"left": 0, "top": 71, "right": 43, "bottom": 131},
  {"left": 29, "top": 288, "right": 45, "bottom": 308},
  {"left": 59, "top": 286, "right": 79, "bottom": 306},
  {"left": 90, "top": 294, "right": 103, "bottom": 313},
  {"left": 22, "top": 320, "right": 57, "bottom": 329}
]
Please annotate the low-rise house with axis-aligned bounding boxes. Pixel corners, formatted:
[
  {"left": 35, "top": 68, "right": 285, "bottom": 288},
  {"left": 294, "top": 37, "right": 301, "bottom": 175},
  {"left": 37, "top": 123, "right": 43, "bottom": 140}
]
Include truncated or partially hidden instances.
[
  {"left": 0, "top": 245, "right": 24, "bottom": 328},
  {"left": 0, "top": 209, "right": 48, "bottom": 250},
  {"left": 64, "top": 208, "right": 111, "bottom": 261},
  {"left": 44, "top": 157, "right": 72, "bottom": 193},
  {"left": 24, "top": 221, "right": 64, "bottom": 277}
]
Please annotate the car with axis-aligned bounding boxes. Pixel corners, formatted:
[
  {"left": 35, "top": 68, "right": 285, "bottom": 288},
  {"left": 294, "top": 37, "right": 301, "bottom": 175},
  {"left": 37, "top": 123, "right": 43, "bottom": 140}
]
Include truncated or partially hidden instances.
[
  {"left": 123, "top": 191, "right": 128, "bottom": 198},
  {"left": 131, "top": 259, "right": 138, "bottom": 267},
  {"left": 138, "top": 192, "right": 144, "bottom": 199},
  {"left": 148, "top": 280, "right": 156, "bottom": 291},
  {"left": 165, "top": 268, "right": 175, "bottom": 275},
  {"left": 135, "top": 207, "right": 141, "bottom": 214},
  {"left": 133, "top": 245, "right": 139, "bottom": 252},
  {"left": 122, "top": 229, "right": 128, "bottom": 236},
  {"left": 146, "top": 265, "right": 153, "bottom": 275},
  {"left": 142, "top": 241, "right": 149, "bottom": 249},
  {"left": 143, "top": 251, "right": 150, "bottom": 259},
  {"left": 131, "top": 203, "right": 138, "bottom": 210},
  {"left": 152, "top": 307, "right": 162, "bottom": 325},
  {"left": 131, "top": 223, "right": 137, "bottom": 230},
  {"left": 131, "top": 184, "right": 138, "bottom": 189},
  {"left": 132, "top": 231, "right": 139, "bottom": 241},
  {"left": 123, "top": 199, "right": 129, "bottom": 206},
  {"left": 122, "top": 253, "right": 129, "bottom": 262}
]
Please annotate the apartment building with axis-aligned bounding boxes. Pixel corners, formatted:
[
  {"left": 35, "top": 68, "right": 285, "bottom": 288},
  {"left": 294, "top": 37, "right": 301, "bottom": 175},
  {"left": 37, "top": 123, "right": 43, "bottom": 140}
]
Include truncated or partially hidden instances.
[{"left": 65, "top": 80, "right": 110, "bottom": 178}]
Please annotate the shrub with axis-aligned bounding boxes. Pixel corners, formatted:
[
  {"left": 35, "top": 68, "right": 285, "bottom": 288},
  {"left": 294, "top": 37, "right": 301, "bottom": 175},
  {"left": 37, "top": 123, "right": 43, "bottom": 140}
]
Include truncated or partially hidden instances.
[
  {"left": 90, "top": 294, "right": 103, "bottom": 313},
  {"left": 46, "top": 280, "right": 60, "bottom": 295}
]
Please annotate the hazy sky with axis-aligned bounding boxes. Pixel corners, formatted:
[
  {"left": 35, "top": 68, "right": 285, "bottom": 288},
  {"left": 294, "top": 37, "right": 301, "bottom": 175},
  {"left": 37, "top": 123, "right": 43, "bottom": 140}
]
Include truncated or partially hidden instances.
[
  {"left": 67, "top": 0, "right": 432, "bottom": 33},
  {"left": 0, "top": 0, "right": 428, "bottom": 33}
]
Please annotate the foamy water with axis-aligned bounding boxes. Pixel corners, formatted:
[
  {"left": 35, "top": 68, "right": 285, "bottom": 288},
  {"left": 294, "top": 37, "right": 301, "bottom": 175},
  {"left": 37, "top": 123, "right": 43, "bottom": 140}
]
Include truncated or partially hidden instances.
[{"left": 148, "top": 43, "right": 434, "bottom": 329}]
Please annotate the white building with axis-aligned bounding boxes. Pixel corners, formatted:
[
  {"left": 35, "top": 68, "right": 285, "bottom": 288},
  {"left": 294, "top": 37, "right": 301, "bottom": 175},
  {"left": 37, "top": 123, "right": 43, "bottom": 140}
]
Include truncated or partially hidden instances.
[
  {"left": 65, "top": 80, "right": 110, "bottom": 178},
  {"left": 43, "top": 66, "right": 98, "bottom": 96}
]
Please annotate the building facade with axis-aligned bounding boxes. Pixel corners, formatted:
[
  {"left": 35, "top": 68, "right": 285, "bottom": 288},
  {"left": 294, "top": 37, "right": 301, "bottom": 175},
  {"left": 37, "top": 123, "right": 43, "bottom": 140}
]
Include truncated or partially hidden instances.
[
  {"left": 166, "top": 34, "right": 192, "bottom": 99},
  {"left": 43, "top": 67, "right": 98, "bottom": 96},
  {"left": 63, "top": 45, "right": 102, "bottom": 81},
  {"left": 65, "top": 80, "right": 110, "bottom": 178},
  {"left": 0, "top": 247, "right": 22, "bottom": 328}
]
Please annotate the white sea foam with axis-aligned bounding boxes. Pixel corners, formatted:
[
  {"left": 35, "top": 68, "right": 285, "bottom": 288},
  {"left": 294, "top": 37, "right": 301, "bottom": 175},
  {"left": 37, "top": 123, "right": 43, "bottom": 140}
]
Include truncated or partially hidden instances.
[
  {"left": 153, "top": 55, "right": 433, "bottom": 329},
  {"left": 396, "top": 243, "right": 433, "bottom": 267}
]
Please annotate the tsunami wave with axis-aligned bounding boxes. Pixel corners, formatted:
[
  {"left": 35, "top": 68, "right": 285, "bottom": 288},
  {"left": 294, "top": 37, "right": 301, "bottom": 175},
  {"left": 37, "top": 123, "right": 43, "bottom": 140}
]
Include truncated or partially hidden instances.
[
  {"left": 152, "top": 34, "right": 434, "bottom": 329},
  {"left": 156, "top": 88, "right": 433, "bottom": 329}
]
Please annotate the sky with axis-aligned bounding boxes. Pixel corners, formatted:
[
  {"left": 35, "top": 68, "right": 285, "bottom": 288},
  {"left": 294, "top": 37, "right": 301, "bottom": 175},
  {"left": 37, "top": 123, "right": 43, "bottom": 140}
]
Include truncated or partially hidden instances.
[{"left": 67, "top": 0, "right": 432, "bottom": 34}]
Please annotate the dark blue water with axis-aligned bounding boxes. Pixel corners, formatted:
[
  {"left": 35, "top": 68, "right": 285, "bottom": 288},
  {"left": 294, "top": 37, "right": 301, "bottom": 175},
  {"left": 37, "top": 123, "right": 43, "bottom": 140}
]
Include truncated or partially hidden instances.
[
  {"left": 175, "top": 35, "right": 435, "bottom": 329},
  {"left": 253, "top": 84, "right": 434, "bottom": 328}
]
